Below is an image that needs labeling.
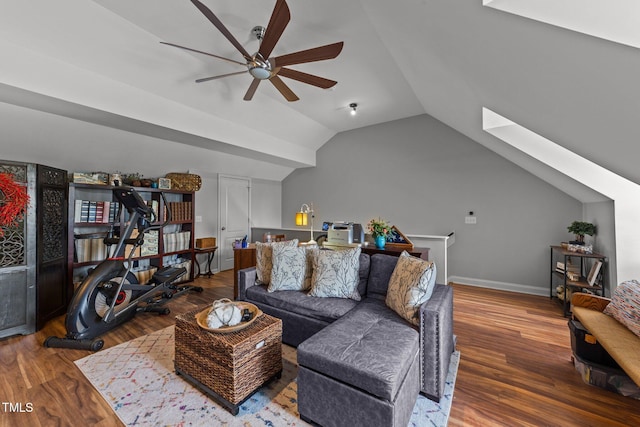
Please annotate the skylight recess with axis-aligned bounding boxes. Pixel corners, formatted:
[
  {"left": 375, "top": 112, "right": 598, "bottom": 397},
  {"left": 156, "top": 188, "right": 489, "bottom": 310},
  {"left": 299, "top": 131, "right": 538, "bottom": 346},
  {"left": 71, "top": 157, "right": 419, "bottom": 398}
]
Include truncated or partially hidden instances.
[
  {"left": 482, "top": 107, "right": 640, "bottom": 285},
  {"left": 483, "top": 0, "right": 640, "bottom": 49}
]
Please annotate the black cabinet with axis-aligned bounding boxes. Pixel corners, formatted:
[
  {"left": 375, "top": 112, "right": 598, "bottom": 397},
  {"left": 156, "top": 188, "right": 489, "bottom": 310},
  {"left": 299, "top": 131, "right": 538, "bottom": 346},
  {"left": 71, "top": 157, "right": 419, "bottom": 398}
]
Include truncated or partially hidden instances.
[{"left": 0, "top": 161, "right": 68, "bottom": 337}]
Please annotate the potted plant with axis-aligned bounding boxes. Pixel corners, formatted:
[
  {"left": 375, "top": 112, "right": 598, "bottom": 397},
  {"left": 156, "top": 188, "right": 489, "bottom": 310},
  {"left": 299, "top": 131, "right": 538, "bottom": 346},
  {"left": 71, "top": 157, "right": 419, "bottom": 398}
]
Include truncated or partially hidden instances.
[
  {"left": 567, "top": 221, "right": 596, "bottom": 244},
  {"left": 367, "top": 217, "right": 393, "bottom": 249}
]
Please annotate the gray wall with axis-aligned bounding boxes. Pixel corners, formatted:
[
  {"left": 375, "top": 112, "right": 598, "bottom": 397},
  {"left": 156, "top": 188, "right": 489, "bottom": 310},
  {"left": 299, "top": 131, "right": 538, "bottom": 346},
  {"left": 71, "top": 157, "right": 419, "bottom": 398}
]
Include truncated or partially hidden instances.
[
  {"left": 282, "top": 114, "right": 584, "bottom": 294},
  {"left": 583, "top": 200, "right": 616, "bottom": 295}
]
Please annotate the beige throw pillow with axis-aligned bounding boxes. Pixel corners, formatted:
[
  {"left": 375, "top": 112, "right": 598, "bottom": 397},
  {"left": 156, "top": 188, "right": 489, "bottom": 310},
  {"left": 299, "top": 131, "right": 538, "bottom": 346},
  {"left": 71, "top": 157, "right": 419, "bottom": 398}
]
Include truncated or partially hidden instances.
[
  {"left": 308, "top": 247, "right": 361, "bottom": 300},
  {"left": 255, "top": 239, "right": 298, "bottom": 285},
  {"left": 386, "top": 251, "right": 437, "bottom": 325}
]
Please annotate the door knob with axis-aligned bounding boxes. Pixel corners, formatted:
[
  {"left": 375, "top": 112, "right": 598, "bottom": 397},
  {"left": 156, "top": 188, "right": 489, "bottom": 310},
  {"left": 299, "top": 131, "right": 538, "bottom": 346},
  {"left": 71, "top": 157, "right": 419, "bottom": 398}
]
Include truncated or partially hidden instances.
[{"left": 221, "top": 226, "right": 226, "bottom": 230}]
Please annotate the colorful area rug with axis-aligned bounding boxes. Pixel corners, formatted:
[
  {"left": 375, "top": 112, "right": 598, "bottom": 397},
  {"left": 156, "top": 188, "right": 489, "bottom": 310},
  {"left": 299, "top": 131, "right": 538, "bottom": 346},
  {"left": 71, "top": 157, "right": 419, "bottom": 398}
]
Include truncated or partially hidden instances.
[{"left": 75, "top": 326, "right": 459, "bottom": 426}]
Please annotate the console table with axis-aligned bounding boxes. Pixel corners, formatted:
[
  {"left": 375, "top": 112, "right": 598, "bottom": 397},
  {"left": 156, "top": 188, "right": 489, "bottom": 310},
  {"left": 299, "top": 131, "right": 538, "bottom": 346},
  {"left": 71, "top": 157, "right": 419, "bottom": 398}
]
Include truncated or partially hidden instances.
[{"left": 361, "top": 246, "right": 429, "bottom": 261}]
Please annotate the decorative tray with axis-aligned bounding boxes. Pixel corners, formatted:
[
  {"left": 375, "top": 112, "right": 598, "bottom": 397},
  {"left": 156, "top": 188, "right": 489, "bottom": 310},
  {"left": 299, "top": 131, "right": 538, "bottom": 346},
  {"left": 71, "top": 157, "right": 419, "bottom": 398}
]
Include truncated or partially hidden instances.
[{"left": 195, "top": 302, "right": 262, "bottom": 333}]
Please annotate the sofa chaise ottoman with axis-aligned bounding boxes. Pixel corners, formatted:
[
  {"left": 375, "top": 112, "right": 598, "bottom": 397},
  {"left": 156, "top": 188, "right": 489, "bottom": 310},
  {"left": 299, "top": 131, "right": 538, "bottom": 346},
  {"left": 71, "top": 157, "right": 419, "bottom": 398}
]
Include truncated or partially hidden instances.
[{"left": 297, "top": 299, "right": 421, "bottom": 427}]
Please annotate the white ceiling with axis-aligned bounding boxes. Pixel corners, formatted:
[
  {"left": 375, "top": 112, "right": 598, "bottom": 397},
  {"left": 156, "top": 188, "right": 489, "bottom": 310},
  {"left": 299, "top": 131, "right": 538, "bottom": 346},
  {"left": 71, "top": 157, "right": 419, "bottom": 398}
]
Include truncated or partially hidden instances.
[{"left": 1, "top": 1, "right": 639, "bottom": 202}]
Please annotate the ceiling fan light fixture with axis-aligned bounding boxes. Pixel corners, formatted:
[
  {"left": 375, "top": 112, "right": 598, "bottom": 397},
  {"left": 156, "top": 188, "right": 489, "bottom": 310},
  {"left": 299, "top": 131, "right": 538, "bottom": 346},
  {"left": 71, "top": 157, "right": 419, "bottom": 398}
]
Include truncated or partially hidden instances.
[
  {"left": 249, "top": 66, "right": 272, "bottom": 80},
  {"left": 248, "top": 53, "right": 272, "bottom": 80},
  {"left": 349, "top": 103, "right": 358, "bottom": 115}
]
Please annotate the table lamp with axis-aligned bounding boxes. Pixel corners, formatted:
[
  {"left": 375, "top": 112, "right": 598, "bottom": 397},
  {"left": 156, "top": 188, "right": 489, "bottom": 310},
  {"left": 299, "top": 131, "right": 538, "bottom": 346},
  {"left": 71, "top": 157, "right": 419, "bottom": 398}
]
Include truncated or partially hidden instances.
[{"left": 296, "top": 203, "right": 316, "bottom": 245}]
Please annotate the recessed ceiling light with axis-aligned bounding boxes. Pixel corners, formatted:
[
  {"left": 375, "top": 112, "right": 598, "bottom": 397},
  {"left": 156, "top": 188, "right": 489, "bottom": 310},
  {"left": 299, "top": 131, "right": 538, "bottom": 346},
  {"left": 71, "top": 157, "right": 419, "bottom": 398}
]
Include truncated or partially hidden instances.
[{"left": 349, "top": 103, "right": 358, "bottom": 115}]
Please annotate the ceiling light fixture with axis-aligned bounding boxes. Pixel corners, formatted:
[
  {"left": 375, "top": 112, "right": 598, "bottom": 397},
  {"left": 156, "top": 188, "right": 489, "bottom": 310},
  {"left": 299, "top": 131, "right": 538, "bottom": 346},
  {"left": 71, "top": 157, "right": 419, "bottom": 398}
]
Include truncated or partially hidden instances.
[{"left": 349, "top": 103, "right": 358, "bottom": 115}]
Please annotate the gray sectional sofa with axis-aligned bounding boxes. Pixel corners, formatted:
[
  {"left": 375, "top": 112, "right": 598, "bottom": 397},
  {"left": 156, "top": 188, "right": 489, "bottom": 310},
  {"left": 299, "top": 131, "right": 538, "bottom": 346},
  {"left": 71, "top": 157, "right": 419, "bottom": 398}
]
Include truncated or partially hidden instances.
[{"left": 237, "top": 252, "right": 455, "bottom": 426}]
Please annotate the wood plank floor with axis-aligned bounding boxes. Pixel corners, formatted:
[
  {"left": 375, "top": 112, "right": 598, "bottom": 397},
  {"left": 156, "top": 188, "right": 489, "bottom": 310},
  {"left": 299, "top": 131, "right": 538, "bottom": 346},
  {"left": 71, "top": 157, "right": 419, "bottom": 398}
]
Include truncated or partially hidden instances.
[{"left": 1, "top": 272, "right": 638, "bottom": 426}]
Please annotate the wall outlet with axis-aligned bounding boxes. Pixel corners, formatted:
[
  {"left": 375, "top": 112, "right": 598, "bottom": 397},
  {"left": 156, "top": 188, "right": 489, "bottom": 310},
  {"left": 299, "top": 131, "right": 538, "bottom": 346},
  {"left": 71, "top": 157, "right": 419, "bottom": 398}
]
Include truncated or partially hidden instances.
[
  {"left": 195, "top": 215, "right": 202, "bottom": 223},
  {"left": 465, "top": 216, "right": 477, "bottom": 224}
]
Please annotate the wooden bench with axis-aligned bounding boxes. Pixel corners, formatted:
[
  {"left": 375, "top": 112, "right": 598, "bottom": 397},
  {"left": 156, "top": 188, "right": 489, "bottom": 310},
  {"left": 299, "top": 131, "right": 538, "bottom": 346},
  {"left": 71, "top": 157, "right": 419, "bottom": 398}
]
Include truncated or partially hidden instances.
[{"left": 571, "top": 293, "right": 640, "bottom": 387}]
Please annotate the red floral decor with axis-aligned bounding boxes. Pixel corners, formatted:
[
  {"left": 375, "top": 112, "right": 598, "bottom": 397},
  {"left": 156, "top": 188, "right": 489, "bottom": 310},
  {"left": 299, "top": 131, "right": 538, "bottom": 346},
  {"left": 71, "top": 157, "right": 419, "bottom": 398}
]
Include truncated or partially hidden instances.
[{"left": 0, "top": 172, "right": 30, "bottom": 237}]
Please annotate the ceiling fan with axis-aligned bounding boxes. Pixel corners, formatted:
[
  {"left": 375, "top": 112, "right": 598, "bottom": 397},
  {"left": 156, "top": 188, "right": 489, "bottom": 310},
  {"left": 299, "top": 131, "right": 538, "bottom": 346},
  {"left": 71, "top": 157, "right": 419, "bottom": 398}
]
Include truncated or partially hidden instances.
[{"left": 161, "top": 0, "right": 344, "bottom": 102}]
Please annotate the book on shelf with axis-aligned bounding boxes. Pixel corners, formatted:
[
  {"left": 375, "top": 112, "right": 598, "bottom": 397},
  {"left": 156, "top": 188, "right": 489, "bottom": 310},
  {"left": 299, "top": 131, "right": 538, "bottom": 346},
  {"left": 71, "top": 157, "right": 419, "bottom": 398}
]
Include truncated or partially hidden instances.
[
  {"left": 109, "top": 202, "right": 118, "bottom": 222},
  {"left": 587, "top": 260, "right": 603, "bottom": 286},
  {"left": 95, "top": 201, "right": 104, "bottom": 223},
  {"left": 74, "top": 200, "right": 83, "bottom": 222},
  {"left": 80, "top": 200, "right": 90, "bottom": 222},
  {"left": 149, "top": 200, "right": 159, "bottom": 222},
  {"left": 87, "top": 201, "right": 97, "bottom": 223},
  {"left": 101, "top": 201, "right": 111, "bottom": 223}
]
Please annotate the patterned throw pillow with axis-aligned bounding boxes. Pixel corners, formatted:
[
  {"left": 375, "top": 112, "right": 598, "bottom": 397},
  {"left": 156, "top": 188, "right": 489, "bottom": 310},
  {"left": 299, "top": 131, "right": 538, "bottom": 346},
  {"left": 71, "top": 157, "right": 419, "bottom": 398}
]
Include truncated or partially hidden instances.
[
  {"left": 255, "top": 239, "right": 298, "bottom": 285},
  {"left": 603, "top": 279, "right": 640, "bottom": 338},
  {"left": 269, "top": 244, "right": 312, "bottom": 292},
  {"left": 308, "top": 247, "right": 361, "bottom": 300},
  {"left": 385, "top": 251, "right": 437, "bottom": 326}
]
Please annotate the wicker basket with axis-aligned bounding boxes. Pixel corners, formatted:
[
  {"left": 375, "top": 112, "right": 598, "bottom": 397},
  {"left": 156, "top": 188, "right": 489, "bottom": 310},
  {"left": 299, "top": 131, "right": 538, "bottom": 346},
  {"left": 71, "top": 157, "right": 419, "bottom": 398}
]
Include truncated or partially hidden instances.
[
  {"left": 174, "top": 307, "right": 282, "bottom": 414},
  {"left": 165, "top": 173, "right": 202, "bottom": 191}
]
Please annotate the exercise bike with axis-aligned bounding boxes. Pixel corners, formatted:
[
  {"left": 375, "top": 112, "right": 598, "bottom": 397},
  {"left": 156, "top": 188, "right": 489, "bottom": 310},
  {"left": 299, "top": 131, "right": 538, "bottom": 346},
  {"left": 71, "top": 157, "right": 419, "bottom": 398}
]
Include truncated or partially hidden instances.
[{"left": 44, "top": 186, "right": 203, "bottom": 351}]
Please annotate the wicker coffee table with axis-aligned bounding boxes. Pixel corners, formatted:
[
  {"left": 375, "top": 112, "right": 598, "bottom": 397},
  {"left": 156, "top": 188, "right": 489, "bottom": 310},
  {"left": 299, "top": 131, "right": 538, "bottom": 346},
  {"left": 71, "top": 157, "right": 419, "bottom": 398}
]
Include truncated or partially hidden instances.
[{"left": 174, "top": 306, "right": 283, "bottom": 415}]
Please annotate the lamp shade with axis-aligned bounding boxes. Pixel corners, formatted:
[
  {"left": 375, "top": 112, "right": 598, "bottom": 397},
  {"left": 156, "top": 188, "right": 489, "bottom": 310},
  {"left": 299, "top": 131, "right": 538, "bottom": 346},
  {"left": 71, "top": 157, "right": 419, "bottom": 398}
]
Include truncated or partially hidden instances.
[{"left": 296, "top": 211, "right": 308, "bottom": 226}]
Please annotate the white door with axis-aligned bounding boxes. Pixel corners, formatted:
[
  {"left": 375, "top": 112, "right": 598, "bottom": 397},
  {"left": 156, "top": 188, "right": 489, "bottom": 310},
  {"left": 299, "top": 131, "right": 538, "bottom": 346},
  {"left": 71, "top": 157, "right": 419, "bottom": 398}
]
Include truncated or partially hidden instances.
[{"left": 218, "top": 175, "right": 251, "bottom": 271}]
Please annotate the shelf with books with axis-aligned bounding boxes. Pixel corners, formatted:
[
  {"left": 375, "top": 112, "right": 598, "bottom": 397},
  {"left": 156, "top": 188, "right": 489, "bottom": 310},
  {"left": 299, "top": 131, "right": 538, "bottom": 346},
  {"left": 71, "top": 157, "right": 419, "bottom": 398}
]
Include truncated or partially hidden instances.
[
  {"left": 67, "top": 183, "right": 195, "bottom": 288},
  {"left": 549, "top": 245, "right": 606, "bottom": 316}
]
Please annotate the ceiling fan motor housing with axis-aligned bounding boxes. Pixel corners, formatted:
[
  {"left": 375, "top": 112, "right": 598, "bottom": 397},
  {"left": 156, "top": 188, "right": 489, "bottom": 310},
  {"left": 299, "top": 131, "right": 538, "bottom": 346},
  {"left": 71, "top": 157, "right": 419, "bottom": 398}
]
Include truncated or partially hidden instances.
[{"left": 252, "top": 26, "right": 266, "bottom": 41}]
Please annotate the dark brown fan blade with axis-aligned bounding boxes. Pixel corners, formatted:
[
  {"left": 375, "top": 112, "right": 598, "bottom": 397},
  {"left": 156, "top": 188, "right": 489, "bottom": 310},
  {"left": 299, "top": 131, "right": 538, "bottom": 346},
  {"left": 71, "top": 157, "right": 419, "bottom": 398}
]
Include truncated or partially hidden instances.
[
  {"left": 243, "top": 79, "right": 261, "bottom": 101},
  {"left": 160, "top": 42, "right": 246, "bottom": 66},
  {"left": 190, "top": 0, "right": 252, "bottom": 60},
  {"left": 271, "top": 42, "right": 344, "bottom": 68},
  {"left": 258, "top": 0, "right": 290, "bottom": 60},
  {"left": 269, "top": 75, "right": 299, "bottom": 102},
  {"left": 196, "top": 70, "right": 248, "bottom": 83},
  {"left": 278, "top": 68, "right": 337, "bottom": 89}
]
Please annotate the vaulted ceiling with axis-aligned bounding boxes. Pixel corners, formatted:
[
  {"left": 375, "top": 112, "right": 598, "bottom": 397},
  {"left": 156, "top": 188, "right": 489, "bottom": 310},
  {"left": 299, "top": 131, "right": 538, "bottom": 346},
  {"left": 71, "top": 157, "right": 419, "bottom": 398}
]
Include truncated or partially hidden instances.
[{"left": 1, "top": 1, "right": 638, "bottom": 202}]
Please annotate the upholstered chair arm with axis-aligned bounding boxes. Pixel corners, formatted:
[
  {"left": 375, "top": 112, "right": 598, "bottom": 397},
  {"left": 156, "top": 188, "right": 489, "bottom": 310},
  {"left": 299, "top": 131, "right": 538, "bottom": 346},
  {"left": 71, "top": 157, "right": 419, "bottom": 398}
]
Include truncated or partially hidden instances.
[
  {"left": 418, "top": 284, "right": 455, "bottom": 401},
  {"left": 237, "top": 267, "right": 257, "bottom": 301},
  {"left": 571, "top": 292, "right": 611, "bottom": 312}
]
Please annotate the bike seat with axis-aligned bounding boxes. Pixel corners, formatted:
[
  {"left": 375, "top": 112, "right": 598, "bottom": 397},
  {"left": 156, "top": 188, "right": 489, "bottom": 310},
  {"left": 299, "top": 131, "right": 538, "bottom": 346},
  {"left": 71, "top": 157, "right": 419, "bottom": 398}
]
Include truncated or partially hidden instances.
[{"left": 153, "top": 266, "right": 187, "bottom": 283}]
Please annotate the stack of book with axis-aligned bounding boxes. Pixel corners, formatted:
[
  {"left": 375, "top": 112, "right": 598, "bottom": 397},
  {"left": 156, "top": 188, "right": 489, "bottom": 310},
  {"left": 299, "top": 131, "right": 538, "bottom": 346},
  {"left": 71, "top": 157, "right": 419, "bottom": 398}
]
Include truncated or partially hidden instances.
[
  {"left": 163, "top": 231, "right": 191, "bottom": 253},
  {"left": 165, "top": 201, "right": 192, "bottom": 222},
  {"left": 74, "top": 200, "right": 118, "bottom": 223},
  {"left": 556, "top": 260, "right": 580, "bottom": 281}
]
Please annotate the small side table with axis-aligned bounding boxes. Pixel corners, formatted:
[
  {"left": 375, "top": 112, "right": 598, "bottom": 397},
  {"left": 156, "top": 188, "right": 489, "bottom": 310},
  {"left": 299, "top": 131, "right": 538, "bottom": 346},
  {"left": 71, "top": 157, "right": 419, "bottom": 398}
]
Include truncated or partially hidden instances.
[{"left": 194, "top": 246, "right": 217, "bottom": 278}]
